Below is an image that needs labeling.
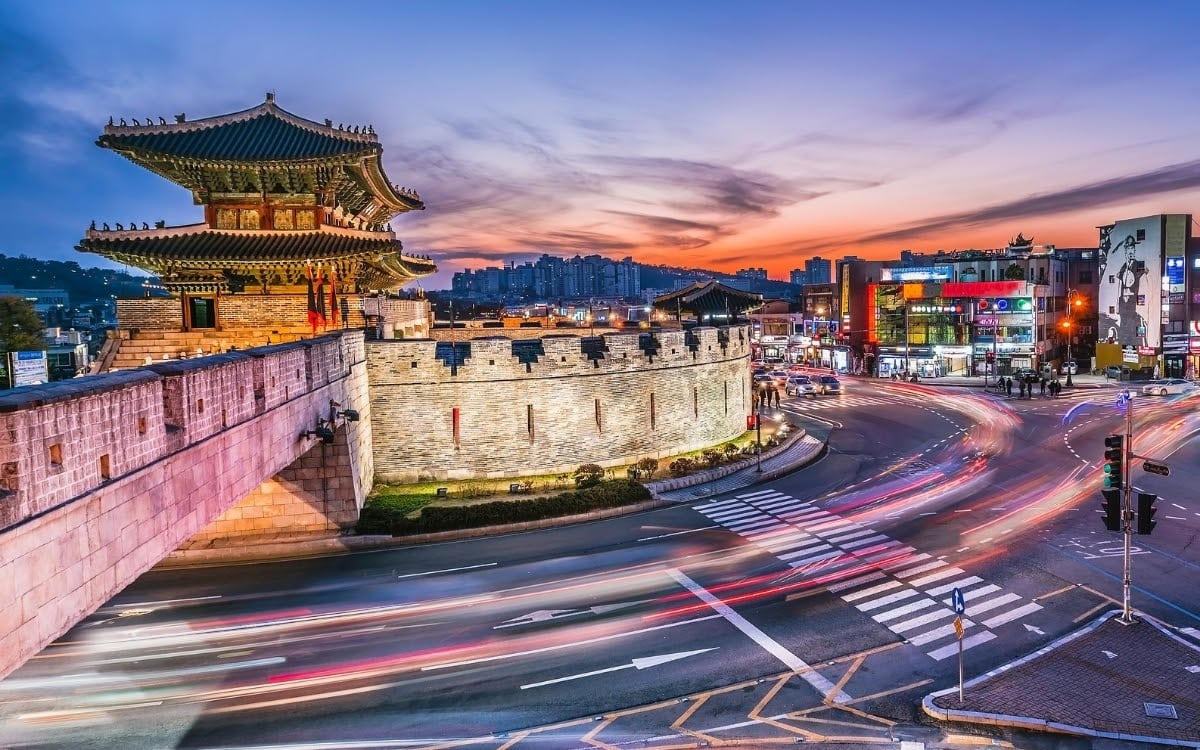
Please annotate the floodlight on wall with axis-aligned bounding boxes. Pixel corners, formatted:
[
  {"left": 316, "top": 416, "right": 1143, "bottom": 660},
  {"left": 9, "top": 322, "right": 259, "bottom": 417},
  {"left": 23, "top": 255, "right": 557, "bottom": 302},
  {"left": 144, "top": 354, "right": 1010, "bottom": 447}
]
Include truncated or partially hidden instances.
[
  {"left": 337, "top": 409, "right": 360, "bottom": 422},
  {"left": 301, "top": 420, "right": 336, "bottom": 444}
]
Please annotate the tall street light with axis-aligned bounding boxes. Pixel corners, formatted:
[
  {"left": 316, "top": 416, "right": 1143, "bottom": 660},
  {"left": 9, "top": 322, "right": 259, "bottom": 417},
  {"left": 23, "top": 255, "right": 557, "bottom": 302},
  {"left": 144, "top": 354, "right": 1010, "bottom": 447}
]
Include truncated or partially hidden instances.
[{"left": 1063, "top": 290, "right": 1081, "bottom": 387}]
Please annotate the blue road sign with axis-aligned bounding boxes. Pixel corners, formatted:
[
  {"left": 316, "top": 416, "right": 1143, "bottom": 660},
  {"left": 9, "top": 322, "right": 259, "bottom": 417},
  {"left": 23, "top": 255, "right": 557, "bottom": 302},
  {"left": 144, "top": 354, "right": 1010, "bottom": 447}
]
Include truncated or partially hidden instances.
[{"left": 951, "top": 587, "right": 966, "bottom": 615}]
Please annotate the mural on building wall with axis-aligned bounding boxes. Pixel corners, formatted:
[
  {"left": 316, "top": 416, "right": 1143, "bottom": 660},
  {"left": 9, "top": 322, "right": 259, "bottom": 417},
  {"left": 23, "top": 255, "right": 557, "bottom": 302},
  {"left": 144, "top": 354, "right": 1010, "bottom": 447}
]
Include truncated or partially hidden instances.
[{"left": 1098, "top": 218, "right": 1161, "bottom": 349}]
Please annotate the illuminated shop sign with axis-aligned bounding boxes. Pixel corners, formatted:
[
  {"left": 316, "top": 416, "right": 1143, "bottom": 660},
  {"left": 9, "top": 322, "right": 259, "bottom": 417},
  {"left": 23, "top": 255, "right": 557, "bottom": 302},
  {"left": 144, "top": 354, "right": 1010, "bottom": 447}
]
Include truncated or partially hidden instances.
[
  {"left": 1167, "top": 257, "right": 1185, "bottom": 290},
  {"left": 881, "top": 266, "right": 951, "bottom": 281}
]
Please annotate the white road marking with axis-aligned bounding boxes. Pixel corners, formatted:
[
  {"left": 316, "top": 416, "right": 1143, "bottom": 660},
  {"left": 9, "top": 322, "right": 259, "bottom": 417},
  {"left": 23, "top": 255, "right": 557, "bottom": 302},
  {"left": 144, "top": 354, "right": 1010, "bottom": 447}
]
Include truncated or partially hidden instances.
[
  {"left": 981, "top": 601, "right": 1043, "bottom": 628},
  {"left": 668, "top": 568, "right": 850, "bottom": 703},
  {"left": 423, "top": 613, "right": 723, "bottom": 671},
  {"left": 397, "top": 562, "right": 497, "bottom": 579},
  {"left": 927, "top": 631, "right": 997, "bottom": 661}
]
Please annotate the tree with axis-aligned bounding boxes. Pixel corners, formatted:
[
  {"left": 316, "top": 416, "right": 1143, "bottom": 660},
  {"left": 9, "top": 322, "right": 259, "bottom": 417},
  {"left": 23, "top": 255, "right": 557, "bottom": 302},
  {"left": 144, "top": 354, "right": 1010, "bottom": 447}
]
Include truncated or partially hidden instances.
[
  {"left": 0, "top": 296, "right": 44, "bottom": 352},
  {"left": 1004, "top": 263, "right": 1025, "bottom": 280}
]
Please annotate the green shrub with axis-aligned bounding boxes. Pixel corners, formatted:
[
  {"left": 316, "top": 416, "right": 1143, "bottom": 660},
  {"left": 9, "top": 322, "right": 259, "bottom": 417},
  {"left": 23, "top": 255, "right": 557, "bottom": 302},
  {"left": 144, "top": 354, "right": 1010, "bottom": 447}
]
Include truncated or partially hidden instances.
[
  {"left": 702, "top": 448, "right": 723, "bottom": 467},
  {"left": 722, "top": 442, "right": 740, "bottom": 460},
  {"left": 669, "top": 457, "right": 695, "bottom": 476},
  {"left": 379, "top": 480, "right": 651, "bottom": 536},
  {"left": 356, "top": 493, "right": 430, "bottom": 534},
  {"left": 574, "top": 463, "right": 605, "bottom": 487},
  {"left": 635, "top": 457, "right": 659, "bottom": 480}
]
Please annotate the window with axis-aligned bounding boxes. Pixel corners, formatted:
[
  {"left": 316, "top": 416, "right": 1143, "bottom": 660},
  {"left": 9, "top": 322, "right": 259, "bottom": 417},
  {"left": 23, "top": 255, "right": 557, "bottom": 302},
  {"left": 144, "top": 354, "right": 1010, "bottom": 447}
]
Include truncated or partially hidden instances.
[
  {"left": 49, "top": 443, "right": 63, "bottom": 466},
  {"left": 239, "top": 209, "right": 260, "bottom": 229},
  {"left": 649, "top": 393, "right": 656, "bottom": 430},
  {"left": 99, "top": 454, "right": 111, "bottom": 480}
]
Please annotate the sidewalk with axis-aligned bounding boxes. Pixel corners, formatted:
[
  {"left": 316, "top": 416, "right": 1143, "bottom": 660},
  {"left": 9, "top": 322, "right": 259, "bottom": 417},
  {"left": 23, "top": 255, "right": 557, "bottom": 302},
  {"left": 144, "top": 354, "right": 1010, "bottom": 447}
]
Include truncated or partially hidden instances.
[{"left": 923, "top": 611, "right": 1200, "bottom": 747}]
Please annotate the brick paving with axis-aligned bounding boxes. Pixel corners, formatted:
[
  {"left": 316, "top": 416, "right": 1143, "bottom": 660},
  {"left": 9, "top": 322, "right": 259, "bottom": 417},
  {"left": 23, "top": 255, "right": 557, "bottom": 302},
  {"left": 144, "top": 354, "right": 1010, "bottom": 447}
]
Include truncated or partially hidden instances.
[{"left": 925, "top": 612, "right": 1200, "bottom": 746}]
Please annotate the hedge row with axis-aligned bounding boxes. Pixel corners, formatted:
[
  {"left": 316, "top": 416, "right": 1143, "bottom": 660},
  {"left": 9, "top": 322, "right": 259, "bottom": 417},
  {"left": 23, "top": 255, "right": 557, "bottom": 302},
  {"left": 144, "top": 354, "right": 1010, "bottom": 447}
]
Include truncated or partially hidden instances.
[{"left": 357, "top": 479, "right": 652, "bottom": 537}]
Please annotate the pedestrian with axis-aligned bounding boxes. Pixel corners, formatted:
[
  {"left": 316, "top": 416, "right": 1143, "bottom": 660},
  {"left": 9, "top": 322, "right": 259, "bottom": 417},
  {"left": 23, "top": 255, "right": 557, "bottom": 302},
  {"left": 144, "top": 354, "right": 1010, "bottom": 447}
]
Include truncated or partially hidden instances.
[
  {"left": 1039, "top": 377, "right": 1047, "bottom": 397},
  {"left": 1018, "top": 379, "right": 1025, "bottom": 398},
  {"left": 1005, "top": 377, "right": 1012, "bottom": 397},
  {"left": 772, "top": 386, "right": 780, "bottom": 408}
]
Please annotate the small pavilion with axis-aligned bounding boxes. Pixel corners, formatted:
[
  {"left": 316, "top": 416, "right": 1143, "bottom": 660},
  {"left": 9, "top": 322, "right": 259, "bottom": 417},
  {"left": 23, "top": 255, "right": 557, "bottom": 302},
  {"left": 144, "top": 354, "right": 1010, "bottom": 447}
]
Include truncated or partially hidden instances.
[{"left": 652, "top": 281, "right": 763, "bottom": 326}]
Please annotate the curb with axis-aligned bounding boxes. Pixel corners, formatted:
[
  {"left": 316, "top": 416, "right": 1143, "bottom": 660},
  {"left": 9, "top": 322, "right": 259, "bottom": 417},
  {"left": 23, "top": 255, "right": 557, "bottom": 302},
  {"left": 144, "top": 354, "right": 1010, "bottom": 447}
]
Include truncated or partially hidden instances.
[
  {"left": 159, "top": 424, "right": 823, "bottom": 567},
  {"left": 922, "top": 610, "right": 1200, "bottom": 748}
]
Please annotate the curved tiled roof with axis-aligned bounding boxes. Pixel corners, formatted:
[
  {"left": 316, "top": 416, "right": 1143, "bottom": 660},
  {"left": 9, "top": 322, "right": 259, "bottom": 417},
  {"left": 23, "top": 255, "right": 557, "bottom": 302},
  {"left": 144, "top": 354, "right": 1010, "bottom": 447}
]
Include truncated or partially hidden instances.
[
  {"left": 76, "top": 224, "right": 436, "bottom": 291},
  {"left": 653, "top": 280, "right": 763, "bottom": 313},
  {"left": 98, "top": 94, "right": 378, "bottom": 163},
  {"left": 96, "top": 94, "right": 424, "bottom": 219}
]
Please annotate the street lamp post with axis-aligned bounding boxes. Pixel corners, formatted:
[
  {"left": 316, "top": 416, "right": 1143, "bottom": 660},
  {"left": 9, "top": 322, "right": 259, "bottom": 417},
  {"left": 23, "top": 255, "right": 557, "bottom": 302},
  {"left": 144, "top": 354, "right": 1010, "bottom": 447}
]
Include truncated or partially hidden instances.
[
  {"left": 755, "top": 387, "right": 763, "bottom": 473},
  {"left": 1064, "top": 290, "right": 1080, "bottom": 387}
]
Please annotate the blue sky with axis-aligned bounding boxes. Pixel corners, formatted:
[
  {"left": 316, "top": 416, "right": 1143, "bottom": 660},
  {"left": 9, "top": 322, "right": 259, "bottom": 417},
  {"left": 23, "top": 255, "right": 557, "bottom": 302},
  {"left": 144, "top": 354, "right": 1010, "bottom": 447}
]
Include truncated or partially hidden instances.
[{"left": 4, "top": 1, "right": 1200, "bottom": 289}]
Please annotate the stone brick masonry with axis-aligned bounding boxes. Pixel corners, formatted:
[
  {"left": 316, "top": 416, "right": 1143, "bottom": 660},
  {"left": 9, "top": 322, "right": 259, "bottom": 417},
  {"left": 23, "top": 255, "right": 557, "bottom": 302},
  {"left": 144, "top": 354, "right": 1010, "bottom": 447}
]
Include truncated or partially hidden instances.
[{"left": 368, "top": 325, "right": 753, "bottom": 481}]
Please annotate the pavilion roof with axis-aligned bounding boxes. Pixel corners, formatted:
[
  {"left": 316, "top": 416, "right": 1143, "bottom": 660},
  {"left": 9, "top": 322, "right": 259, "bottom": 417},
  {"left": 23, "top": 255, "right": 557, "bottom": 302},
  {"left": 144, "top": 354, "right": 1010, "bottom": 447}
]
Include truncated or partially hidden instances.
[
  {"left": 77, "top": 223, "right": 435, "bottom": 292},
  {"left": 96, "top": 93, "right": 424, "bottom": 221},
  {"left": 653, "top": 280, "right": 763, "bottom": 315}
]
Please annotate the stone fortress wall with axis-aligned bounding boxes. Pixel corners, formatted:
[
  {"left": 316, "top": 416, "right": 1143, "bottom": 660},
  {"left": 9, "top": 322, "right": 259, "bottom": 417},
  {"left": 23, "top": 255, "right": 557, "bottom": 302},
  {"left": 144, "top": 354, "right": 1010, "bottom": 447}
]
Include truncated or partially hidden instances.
[
  {"left": 0, "top": 333, "right": 371, "bottom": 680},
  {"left": 368, "top": 325, "right": 753, "bottom": 482}
]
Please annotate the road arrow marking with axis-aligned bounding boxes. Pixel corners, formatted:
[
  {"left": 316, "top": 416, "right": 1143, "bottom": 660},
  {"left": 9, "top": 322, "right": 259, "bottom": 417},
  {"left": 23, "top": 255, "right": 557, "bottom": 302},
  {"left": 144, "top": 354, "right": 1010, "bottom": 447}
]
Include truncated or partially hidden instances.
[
  {"left": 520, "top": 648, "right": 717, "bottom": 689},
  {"left": 497, "top": 609, "right": 578, "bottom": 627},
  {"left": 496, "top": 601, "right": 652, "bottom": 629},
  {"left": 1023, "top": 623, "right": 1045, "bottom": 635},
  {"left": 1102, "top": 650, "right": 1118, "bottom": 659}
]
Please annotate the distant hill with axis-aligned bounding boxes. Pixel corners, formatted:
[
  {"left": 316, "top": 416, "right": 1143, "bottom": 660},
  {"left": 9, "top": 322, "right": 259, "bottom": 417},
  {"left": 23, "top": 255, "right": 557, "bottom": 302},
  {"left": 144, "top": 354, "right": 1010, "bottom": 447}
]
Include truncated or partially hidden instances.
[{"left": 0, "top": 254, "right": 161, "bottom": 303}]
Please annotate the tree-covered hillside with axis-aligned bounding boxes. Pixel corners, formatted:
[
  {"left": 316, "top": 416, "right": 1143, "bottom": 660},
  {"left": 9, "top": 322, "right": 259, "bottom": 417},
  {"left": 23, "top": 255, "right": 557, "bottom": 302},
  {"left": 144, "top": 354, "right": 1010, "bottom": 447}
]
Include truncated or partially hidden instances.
[{"left": 0, "top": 254, "right": 161, "bottom": 303}]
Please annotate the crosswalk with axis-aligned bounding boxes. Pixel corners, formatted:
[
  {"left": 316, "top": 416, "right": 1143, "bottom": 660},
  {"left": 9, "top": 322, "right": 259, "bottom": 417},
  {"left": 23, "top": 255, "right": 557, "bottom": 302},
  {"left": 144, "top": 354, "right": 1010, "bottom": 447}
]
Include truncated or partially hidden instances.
[
  {"left": 693, "top": 489, "right": 1042, "bottom": 661},
  {"left": 783, "top": 394, "right": 901, "bottom": 411}
]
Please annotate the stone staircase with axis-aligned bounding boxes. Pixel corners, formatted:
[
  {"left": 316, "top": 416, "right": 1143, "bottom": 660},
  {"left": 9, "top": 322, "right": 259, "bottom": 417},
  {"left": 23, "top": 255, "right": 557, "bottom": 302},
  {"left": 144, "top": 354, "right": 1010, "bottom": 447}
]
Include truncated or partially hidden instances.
[{"left": 98, "top": 326, "right": 317, "bottom": 372}]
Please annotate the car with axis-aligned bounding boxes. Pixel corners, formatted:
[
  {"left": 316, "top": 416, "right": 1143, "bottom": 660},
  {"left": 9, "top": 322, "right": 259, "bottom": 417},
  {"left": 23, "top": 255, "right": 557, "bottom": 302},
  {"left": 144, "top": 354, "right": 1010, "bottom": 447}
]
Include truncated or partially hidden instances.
[
  {"left": 752, "top": 372, "right": 774, "bottom": 386},
  {"left": 1012, "top": 368, "right": 1038, "bottom": 381},
  {"left": 1141, "top": 378, "right": 1194, "bottom": 396},
  {"left": 1064, "top": 361, "right": 1078, "bottom": 375},
  {"left": 785, "top": 375, "right": 816, "bottom": 397},
  {"left": 1104, "top": 365, "right": 1128, "bottom": 380},
  {"left": 768, "top": 370, "right": 790, "bottom": 386},
  {"left": 815, "top": 375, "right": 842, "bottom": 395}
]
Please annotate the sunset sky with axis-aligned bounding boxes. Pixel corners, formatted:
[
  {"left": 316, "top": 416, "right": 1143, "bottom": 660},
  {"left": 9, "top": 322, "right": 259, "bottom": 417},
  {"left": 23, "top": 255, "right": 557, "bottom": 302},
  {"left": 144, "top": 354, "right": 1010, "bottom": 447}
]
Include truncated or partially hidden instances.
[{"left": 4, "top": 1, "right": 1200, "bottom": 289}]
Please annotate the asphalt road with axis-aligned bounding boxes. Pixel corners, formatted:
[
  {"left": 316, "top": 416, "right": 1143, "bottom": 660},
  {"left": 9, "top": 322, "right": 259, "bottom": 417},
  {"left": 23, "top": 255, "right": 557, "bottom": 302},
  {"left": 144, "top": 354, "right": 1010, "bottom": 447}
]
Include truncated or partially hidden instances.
[{"left": 2, "top": 380, "right": 1197, "bottom": 749}]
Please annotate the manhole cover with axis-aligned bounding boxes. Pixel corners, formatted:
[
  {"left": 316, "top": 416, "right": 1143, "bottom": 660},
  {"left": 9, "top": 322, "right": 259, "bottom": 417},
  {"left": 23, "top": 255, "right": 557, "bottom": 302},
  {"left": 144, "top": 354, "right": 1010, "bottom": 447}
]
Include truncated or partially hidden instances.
[{"left": 1144, "top": 702, "right": 1178, "bottom": 719}]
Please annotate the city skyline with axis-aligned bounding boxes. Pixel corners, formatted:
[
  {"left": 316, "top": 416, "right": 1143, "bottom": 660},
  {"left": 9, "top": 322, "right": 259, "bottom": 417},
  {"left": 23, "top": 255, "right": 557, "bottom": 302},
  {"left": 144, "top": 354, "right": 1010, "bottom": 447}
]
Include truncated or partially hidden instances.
[{"left": 5, "top": 1, "right": 1200, "bottom": 289}]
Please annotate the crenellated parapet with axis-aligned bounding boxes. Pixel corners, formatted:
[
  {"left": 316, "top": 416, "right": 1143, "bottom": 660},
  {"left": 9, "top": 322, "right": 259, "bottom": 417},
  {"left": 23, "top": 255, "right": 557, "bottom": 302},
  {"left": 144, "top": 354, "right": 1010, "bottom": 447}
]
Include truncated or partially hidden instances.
[{"left": 366, "top": 325, "right": 754, "bottom": 481}]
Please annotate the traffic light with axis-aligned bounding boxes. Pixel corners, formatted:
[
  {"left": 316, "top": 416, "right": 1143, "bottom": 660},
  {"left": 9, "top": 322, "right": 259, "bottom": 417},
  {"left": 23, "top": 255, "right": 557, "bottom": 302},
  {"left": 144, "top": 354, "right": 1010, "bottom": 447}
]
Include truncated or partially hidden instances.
[
  {"left": 1136, "top": 492, "right": 1157, "bottom": 535},
  {"left": 1101, "top": 488, "right": 1122, "bottom": 532},
  {"left": 1103, "top": 434, "right": 1123, "bottom": 489}
]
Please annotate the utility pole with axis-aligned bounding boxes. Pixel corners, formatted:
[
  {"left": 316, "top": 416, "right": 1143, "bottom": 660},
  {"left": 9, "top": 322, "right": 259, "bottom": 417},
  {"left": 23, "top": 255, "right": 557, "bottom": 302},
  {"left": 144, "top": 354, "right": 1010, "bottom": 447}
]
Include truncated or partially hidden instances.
[
  {"left": 1119, "top": 388, "right": 1134, "bottom": 624},
  {"left": 904, "top": 304, "right": 910, "bottom": 376}
]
